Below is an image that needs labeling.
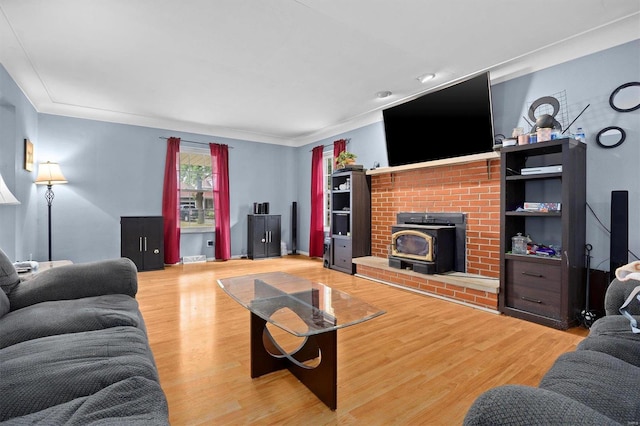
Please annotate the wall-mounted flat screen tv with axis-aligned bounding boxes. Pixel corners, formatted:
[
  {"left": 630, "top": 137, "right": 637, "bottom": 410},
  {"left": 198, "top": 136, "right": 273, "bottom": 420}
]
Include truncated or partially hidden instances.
[{"left": 383, "top": 72, "right": 495, "bottom": 167}]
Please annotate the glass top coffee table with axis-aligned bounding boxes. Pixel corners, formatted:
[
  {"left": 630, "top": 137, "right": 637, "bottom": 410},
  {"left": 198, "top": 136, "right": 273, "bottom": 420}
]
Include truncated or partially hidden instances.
[{"left": 217, "top": 271, "right": 385, "bottom": 410}]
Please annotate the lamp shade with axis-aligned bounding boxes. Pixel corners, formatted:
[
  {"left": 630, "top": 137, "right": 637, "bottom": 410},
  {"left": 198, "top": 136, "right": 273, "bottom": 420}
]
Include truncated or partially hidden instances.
[
  {"left": 35, "top": 162, "right": 68, "bottom": 185},
  {"left": 0, "top": 172, "right": 20, "bottom": 205}
]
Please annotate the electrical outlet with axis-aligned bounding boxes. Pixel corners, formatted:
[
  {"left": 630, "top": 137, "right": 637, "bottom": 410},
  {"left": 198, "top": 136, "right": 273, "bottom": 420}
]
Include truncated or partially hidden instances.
[{"left": 207, "top": 240, "right": 213, "bottom": 247}]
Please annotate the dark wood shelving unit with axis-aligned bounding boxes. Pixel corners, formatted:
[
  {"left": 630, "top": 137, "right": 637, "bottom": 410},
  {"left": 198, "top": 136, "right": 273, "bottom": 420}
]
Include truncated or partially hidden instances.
[
  {"left": 329, "top": 170, "right": 371, "bottom": 274},
  {"left": 499, "top": 138, "right": 586, "bottom": 329}
]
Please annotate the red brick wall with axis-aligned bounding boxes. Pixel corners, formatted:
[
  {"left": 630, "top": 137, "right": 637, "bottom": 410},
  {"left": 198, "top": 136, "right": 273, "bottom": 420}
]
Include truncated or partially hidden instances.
[{"left": 370, "top": 159, "right": 501, "bottom": 278}]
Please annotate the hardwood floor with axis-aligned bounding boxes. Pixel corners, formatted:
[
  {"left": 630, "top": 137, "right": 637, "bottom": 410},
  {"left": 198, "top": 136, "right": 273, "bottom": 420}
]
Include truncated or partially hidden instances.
[{"left": 136, "top": 255, "right": 588, "bottom": 425}]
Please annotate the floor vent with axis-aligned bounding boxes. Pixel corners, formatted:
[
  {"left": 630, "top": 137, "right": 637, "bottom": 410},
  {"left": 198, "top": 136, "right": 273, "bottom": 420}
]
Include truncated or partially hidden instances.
[{"left": 182, "top": 255, "right": 207, "bottom": 264}]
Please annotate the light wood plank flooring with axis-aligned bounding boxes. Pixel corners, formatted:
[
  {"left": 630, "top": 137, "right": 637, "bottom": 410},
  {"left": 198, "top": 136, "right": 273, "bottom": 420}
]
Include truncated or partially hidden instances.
[{"left": 136, "top": 255, "right": 587, "bottom": 425}]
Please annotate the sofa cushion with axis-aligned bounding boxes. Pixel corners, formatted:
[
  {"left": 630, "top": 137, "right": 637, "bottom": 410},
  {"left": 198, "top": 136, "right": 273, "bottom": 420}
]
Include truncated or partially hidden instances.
[
  {"left": 1, "top": 376, "right": 169, "bottom": 425},
  {"left": 0, "top": 294, "right": 145, "bottom": 349},
  {"left": 462, "top": 384, "right": 620, "bottom": 426},
  {"left": 7, "top": 258, "right": 138, "bottom": 311},
  {"left": 589, "top": 314, "right": 640, "bottom": 337},
  {"left": 0, "top": 289, "right": 9, "bottom": 318},
  {"left": 539, "top": 349, "right": 640, "bottom": 424},
  {"left": 0, "top": 248, "right": 19, "bottom": 296},
  {"left": 8, "top": 257, "right": 138, "bottom": 310},
  {"left": 579, "top": 315, "right": 640, "bottom": 367},
  {"left": 0, "top": 326, "right": 161, "bottom": 421},
  {"left": 577, "top": 334, "right": 640, "bottom": 368}
]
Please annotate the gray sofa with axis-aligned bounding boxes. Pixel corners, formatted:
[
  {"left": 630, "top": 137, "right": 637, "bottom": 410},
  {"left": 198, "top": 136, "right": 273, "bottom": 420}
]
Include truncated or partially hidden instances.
[
  {"left": 463, "top": 275, "right": 640, "bottom": 425},
  {"left": 0, "top": 249, "right": 169, "bottom": 425}
]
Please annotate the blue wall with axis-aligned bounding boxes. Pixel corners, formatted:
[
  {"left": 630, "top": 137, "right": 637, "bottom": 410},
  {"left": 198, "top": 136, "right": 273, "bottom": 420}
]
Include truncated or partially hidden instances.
[
  {"left": 0, "top": 65, "right": 39, "bottom": 262},
  {"left": 294, "top": 120, "right": 388, "bottom": 253},
  {"left": 33, "top": 115, "right": 297, "bottom": 263},
  {"left": 0, "top": 79, "right": 297, "bottom": 263},
  {"left": 490, "top": 40, "right": 639, "bottom": 270},
  {"left": 1, "top": 39, "right": 638, "bottom": 270}
]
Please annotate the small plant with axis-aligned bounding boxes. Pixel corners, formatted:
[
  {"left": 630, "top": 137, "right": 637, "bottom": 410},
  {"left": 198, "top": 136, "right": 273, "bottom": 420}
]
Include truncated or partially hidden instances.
[{"left": 336, "top": 151, "right": 357, "bottom": 168}]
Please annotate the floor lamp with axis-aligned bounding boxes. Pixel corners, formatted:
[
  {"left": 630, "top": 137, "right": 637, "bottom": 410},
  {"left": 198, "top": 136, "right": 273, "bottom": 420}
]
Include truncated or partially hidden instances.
[{"left": 35, "top": 162, "right": 67, "bottom": 261}]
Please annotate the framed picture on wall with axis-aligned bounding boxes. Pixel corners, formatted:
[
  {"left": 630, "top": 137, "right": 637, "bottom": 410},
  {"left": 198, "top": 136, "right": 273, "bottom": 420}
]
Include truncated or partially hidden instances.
[{"left": 24, "top": 139, "right": 34, "bottom": 171}]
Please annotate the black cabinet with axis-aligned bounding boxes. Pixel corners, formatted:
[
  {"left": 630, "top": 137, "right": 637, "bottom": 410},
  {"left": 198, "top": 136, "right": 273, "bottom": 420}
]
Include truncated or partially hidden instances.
[
  {"left": 248, "top": 214, "right": 281, "bottom": 259},
  {"left": 499, "top": 138, "right": 586, "bottom": 329},
  {"left": 121, "top": 216, "right": 164, "bottom": 271},
  {"left": 330, "top": 170, "right": 371, "bottom": 274}
]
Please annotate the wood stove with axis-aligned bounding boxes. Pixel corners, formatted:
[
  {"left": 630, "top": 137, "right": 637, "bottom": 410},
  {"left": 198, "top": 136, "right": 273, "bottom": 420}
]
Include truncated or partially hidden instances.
[{"left": 389, "top": 212, "right": 466, "bottom": 274}]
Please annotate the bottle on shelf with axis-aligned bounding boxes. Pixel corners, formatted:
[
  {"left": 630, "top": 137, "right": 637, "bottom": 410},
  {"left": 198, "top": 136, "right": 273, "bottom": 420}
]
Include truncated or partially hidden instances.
[{"left": 574, "top": 127, "right": 586, "bottom": 143}]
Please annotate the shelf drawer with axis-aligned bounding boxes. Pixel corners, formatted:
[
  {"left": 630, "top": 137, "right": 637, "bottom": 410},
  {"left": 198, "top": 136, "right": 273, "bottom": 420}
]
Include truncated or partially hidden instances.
[
  {"left": 333, "top": 239, "right": 352, "bottom": 262},
  {"left": 505, "top": 259, "right": 561, "bottom": 319}
]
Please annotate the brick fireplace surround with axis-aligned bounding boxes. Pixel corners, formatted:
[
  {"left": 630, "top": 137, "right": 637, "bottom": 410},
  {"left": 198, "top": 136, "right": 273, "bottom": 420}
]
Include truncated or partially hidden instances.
[{"left": 353, "top": 158, "right": 501, "bottom": 312}]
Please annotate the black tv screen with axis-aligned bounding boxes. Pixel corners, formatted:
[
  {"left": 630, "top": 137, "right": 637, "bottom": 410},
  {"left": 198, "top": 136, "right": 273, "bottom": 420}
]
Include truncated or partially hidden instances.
[{"left": 383, "top": 72, "right": 495, "bottom": 167}]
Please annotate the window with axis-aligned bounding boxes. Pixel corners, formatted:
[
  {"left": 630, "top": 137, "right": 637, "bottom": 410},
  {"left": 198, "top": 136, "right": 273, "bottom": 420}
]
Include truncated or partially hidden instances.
[
  {"left": 180, "top": 147, "right": 214, "bottom": 230},
  {"left": 323, "top": 150, "right": 334, "bottom": 231}
]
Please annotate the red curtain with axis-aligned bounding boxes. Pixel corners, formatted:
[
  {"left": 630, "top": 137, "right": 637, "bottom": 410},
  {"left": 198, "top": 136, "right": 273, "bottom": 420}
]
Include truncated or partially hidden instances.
[
  {"left": 162, "top": 137, "right": 181, "bottom": 264},
  {"left": 210, "top": 143, "right": 231, "bottom": 260},
  {"left": 309, "top": 145, "right": 325, "bottom": 258},
  {"left": 333, "top": 139, "right": 347, "bottom": 169}
]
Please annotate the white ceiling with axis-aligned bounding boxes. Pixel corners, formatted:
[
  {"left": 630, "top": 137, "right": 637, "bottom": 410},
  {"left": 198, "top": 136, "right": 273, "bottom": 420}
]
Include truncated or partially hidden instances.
[{"left": 1, "top": 1, "right": 639, "bottom": 147}]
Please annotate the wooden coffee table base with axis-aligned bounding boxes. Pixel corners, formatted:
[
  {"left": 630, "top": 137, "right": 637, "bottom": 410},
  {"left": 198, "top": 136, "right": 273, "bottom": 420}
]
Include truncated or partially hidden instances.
[
  {"left": 219, "top": 273, "right": 383, "bottom": 411},
  {"left": 250, "top": 313, "right": 338, "bottom": 410}
]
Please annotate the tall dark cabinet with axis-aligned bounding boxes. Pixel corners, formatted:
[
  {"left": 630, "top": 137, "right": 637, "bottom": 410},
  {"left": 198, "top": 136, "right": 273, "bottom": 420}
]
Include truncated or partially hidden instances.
[
  {"left": 499, "top": 138, "right": 586, "bottom": 329},
  {"left": 121, "top": 216, "right": 164, "bottom": 271},
  {"left": 248, "top": 214, "right": 281, "bottom": 259},
  {"left": 330, "top": 170, "right": 371, "bottom": 274}
]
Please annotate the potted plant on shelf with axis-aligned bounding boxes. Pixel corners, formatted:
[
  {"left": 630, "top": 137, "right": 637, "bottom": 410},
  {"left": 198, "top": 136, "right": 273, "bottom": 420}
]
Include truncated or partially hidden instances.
[{"left": 336, "top": 150, "right": 357, "bottom": 169}]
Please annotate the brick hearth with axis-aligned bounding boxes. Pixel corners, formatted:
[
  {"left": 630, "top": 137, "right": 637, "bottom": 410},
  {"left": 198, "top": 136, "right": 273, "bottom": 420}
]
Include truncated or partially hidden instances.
[
  {"left": 354, "top": 256, "right": 499, "bottom": 311},
  {"left": 356, "top": 158, "right": 501, "bottom": 311}
]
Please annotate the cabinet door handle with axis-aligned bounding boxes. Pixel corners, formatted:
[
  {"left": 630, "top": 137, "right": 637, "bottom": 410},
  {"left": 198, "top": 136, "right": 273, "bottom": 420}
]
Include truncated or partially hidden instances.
[
  {"left": 144, "top": 237, "right": 148, "bottom": 252},
  {"left": 521, "top": 296, "right": 542, "bottom": 304},
  {"left": 521, "top": 271, "right": 543, "bottom": 278},
  {"left": 139, "top": 237, "right": 143, "bottom": 252}
]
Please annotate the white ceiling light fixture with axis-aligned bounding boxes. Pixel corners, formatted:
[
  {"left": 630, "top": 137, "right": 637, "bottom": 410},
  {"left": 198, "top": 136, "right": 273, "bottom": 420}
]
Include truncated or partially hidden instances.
[
  {"left": 417, "top": 73, "right": 436, "bottom": 83},
  {"left": 376, "top": 91, "right": 393, "bottom": 99}
]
